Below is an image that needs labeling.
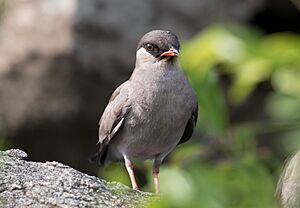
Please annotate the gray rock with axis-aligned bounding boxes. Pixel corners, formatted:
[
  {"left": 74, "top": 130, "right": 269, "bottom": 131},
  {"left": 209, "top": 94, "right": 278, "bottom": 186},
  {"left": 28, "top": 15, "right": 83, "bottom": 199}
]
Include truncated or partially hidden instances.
[{"left": 0, "top": 149, "right": 155, "bottom": 208}]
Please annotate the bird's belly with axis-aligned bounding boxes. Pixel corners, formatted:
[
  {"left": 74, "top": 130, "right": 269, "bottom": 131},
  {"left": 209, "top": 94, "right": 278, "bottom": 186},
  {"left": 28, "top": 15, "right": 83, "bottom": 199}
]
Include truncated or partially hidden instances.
[
  {"left": 118, "top": 122, "right": 185, "bottom": 160},
  {"left": 115, "top": 94, "right": 191, "bottom": 160}
]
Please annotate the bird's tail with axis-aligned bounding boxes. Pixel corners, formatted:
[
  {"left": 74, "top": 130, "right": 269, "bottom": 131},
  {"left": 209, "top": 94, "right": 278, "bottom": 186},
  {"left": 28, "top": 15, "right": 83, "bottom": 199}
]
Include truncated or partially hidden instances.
[{"left": 88, "top": 144, "right": 109, "bottom": 166}]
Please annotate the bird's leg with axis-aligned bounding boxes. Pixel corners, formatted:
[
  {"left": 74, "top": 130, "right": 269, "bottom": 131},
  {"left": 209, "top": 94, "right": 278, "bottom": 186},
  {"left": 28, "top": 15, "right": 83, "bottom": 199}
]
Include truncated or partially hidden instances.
[
  {"left": 123, "top": 155, "right": 139, "bottom": 190},
  {"left": 153, "top": 158, "right": 162, "bottom": 194}
]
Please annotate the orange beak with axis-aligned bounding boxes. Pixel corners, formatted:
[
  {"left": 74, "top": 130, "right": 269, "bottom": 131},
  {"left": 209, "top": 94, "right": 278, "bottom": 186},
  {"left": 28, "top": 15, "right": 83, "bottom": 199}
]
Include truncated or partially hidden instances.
[{"left": 160, "top": 47, "right": 179, "bottom": 57}]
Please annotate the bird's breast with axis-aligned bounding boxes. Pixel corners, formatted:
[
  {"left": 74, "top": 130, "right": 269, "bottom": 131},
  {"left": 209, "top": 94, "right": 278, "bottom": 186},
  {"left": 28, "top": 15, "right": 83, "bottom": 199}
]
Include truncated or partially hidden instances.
[{"left": 115, "top": 72, "right": 196, "bottom": 159}]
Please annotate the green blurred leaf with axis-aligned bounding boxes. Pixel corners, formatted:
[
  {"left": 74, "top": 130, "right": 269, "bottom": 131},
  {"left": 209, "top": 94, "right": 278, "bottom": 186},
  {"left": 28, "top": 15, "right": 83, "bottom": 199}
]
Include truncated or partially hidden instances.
[
  {"left": 266, "top": 93, "right": 300, "bottom": 120},
  {"left": 272, "top": 68, "right": 300, "bottom": 99},
  {"left": 261, "top": 33, "right": 300, "bottom": 68},
  {"left": 278, "top": 130, "right": 300, "bottom": 154},
  {"left": 184, "top": 68, "right": 229, "bottom": 135},
  {"left": 229, "top": 58, "right": 273, "bottom": 103}
]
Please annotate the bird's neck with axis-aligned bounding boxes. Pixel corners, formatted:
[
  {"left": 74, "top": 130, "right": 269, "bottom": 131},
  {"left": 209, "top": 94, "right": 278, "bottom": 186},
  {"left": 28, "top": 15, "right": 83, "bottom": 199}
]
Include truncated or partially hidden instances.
[{"left": 130, "top": 61, "right": 181, "bottom": 83}]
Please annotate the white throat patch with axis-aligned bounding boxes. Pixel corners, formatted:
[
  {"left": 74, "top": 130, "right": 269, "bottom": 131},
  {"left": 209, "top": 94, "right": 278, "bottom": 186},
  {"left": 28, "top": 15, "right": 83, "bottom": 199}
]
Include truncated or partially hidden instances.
[{"left": 135, "top": 47, "right": 157, "bottom": 66}]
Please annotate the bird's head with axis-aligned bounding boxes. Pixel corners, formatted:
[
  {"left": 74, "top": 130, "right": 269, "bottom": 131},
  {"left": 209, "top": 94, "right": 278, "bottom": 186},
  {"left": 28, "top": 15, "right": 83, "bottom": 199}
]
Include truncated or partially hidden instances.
[{"left": 135, "top": 30, "right": 180, "bottom": 67}]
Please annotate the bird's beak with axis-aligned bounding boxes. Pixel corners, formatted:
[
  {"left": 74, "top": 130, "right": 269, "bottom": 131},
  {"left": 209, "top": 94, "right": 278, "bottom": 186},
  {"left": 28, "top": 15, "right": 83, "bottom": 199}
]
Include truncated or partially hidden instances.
[{"left": 160, "top": 47, "right": 179, "bottom": 57}]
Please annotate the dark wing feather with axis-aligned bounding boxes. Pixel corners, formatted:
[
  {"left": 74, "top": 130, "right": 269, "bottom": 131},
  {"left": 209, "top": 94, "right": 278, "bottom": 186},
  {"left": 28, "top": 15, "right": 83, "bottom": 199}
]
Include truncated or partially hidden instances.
[
  {"left": 177, "top": 104, "right": 198, "bottom": 145},
  {"left": 89, "top": 82, "right": 131, "bottom": 166},
  {"left": 98, "top": 82, "right": 131, "bottom": 143}
]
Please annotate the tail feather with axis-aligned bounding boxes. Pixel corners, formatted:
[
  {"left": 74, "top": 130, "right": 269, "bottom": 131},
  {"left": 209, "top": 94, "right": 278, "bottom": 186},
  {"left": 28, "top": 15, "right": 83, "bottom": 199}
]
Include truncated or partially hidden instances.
[{"left": 88, "top": 144, "right": 109, "bottom": 166}]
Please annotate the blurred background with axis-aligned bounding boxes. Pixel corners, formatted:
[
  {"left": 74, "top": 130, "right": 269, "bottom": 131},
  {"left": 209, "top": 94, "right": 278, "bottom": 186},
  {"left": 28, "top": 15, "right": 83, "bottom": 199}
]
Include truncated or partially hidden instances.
[{"left": 0, "top": 0, "right": 300, "bottom": 207}]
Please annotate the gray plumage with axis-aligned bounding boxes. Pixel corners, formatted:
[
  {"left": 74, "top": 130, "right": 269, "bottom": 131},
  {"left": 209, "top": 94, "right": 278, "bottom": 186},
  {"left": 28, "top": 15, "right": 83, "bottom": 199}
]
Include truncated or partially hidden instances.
[{"left": 90, "top": 30, "right": 198, "bottom": 192}]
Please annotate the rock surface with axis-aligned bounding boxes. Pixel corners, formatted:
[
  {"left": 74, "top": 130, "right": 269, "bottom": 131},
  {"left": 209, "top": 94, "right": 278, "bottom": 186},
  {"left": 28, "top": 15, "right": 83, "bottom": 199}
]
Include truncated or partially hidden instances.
[
  {"left": 0, "top": 149, "right": 154, "bottom": 208},
  {"left": 276, "top": 150, "right": 300, "bottom": 208}
]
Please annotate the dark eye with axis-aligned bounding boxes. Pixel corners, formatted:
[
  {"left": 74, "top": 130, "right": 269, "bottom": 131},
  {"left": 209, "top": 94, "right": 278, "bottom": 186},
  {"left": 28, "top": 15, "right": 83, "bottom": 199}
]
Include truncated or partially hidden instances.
[{"left": 145, "top": 43, "right": 154, "bottom": 51}]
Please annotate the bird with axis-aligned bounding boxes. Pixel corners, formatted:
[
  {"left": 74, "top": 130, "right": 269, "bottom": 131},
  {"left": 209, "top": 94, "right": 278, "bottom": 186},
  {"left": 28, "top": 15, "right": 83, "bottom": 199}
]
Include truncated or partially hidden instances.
[{"left": 90, "top": 30, "right": 198, "bottom": 193}]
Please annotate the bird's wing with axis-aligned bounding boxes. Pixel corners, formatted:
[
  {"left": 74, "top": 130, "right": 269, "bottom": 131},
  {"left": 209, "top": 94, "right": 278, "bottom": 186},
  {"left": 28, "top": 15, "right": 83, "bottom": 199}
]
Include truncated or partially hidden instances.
[
  {"left": 98, "top": 81, "right": 131, "bottom": 144},
  {"left": 90, "top": 81, "right": 131, "bottom": 166},
  {"left": 177, "top": 104, "right": 198, "bottom": 145}
]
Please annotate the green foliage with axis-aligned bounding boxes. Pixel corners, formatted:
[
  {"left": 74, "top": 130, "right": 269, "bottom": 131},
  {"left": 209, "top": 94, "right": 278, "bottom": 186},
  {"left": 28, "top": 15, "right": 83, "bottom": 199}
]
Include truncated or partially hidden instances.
[
  {"left": 182, "top": 24, "right": 300, "bottom": 104},
  {"left": 189, "top": 69, "right": 229, "bottom": 135},
  {"left": 149, "top": 161, "right": 276, "bottom": 208}
]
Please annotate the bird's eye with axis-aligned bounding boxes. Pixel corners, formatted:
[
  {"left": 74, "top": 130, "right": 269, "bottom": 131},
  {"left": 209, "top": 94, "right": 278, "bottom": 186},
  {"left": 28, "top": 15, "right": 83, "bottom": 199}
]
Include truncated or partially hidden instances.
[{"left": 145, "top": 43, "right": 154, "bottom": 51}]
